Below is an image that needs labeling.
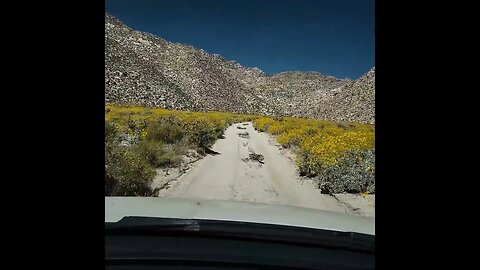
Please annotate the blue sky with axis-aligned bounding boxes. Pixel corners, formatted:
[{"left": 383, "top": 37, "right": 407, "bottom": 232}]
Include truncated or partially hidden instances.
[{"left": 105, "top": 0, "right": 374, "bottom": 79}]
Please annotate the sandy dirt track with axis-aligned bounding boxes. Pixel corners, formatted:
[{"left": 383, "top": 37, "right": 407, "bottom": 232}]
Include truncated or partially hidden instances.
[{"left": 159, "top": 122, "right": 374, "bottom": 217}]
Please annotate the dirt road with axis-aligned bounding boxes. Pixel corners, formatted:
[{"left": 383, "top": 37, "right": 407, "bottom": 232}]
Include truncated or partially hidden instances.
[{"left": 159, "top": 122, "right": 374, "bottom": 217}]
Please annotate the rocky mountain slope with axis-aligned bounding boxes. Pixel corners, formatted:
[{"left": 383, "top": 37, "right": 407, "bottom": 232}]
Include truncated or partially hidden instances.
[
  {"left": 316, "top": 68, "right": 375, "bottom": 123},
  {"left": 105, "top": 14, "right": 375, "bottom": 124}
]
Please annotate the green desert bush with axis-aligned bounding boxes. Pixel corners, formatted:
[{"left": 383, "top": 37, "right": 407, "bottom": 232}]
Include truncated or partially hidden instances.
[
  {"left": 130, "top": 140, "right": 183, "bottom": 168},
  {"left": 105, "top": 143, "right": 156, "bottom": 196},
  {"left": 317, "top": 149, "right": 375, "bottom": 194},
  {"left": 146, "top": 115, "right": 185, "bottom": 144}
]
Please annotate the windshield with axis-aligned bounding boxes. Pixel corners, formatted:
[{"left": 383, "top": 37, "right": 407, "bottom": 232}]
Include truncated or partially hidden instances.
[{"left": 105, "top": 0, "right": 375, "bottom": 225}]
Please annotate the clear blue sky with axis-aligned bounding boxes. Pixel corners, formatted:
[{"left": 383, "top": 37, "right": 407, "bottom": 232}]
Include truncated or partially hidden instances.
[{"left": 105, "top": 0, "right": 374, "bottom": 79}]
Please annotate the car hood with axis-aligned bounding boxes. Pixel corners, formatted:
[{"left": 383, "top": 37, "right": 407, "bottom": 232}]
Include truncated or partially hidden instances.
[{"left": 105, "top": 197, "right": 375, "bottom": 235}]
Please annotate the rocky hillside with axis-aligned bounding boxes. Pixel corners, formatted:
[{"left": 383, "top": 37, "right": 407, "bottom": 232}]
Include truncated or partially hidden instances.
[
  {"left": 105, "top": 14, "right": 375, "bottom": 124},
  {"left": 315, "top": 68, "right": 375, "bottom": 123}
]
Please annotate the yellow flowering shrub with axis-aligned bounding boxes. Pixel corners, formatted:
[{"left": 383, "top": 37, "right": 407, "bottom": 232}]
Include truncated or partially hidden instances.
[
  {"left": 253, "top": 114, "right": 375, "bottom": 191},
  {"left": 277, "top": 126, "right": 317, "bottom": 147},
  {"left": 106, "top": 104, "right": 375, "bottom": 194},
  {"left": 265, "top": 121, "right": 288, "bottom": 134},
  {"left": 105, "top": 104, "right": 257, "bottom": 196},
  {"left": 301, "top": 130, "right": 374, "bottom": 166},
  {"left": 105, "top": 104, "right": 254, "bottom": 147},
  {"left": 252, "top": 117, "right": 276, "bottom": 132}
]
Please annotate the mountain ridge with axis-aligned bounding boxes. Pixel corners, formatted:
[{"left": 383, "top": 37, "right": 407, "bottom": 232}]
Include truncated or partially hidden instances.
[{"left": 105, "top": 14, "right": 375, "bottom": 124}]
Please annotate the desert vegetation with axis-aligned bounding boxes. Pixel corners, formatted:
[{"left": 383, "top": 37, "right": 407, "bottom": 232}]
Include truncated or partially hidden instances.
[
  {"left": 252, "top": 116, "right": 375, "bottom": 194},
  {"left": 105, "top": 104, "right": 374, "bottom": 196},
  {"left": 105, "top": 104, "right": 252, "bottom": 196}
]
